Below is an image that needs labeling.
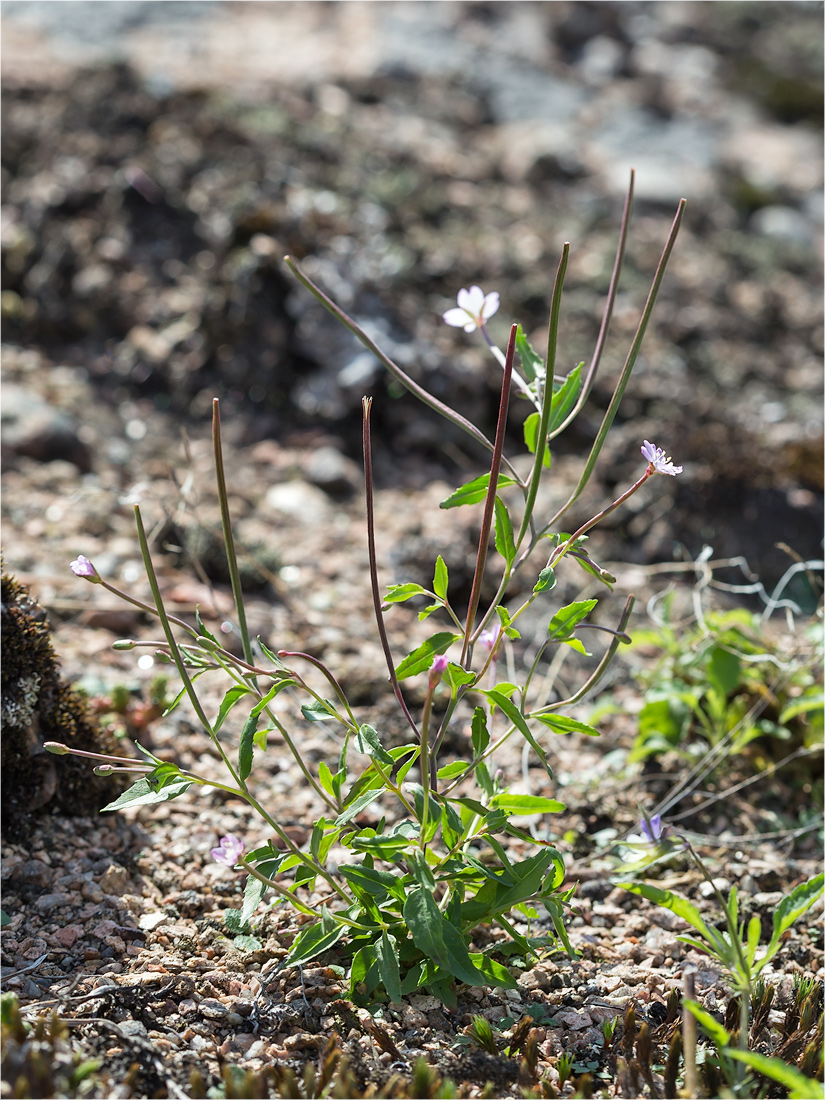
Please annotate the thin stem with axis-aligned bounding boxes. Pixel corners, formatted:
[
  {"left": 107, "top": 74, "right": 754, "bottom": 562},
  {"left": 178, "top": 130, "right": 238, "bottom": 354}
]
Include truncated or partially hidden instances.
[
  {"left": 460, "top": 323, "right": 516, "bottom": 668},
  {"left": 133, "top": 504, "right": 242, "bottom": 789},
  {"left": 516, "top": 244, "right": 570, "bottom": 550},
  {"left": 212, "top": 400, "right": 254, "bottom": 668},
  {"left": 548, "top": 170, "right": 635, "bottom": 441},
  {"left": 480, "top": 324, "right": 537, "bottom": 407},
  {"left": 544, "top": 198, "right": 686, "bottom": 529},
  {"left": 418, "top": 676, "right": 440, "bottom": 849},
  {"left": 278, "top": 650, "right": 359, "bottom": 730},
  {"left": 362, "top": 397, "right": 421, "bottom": 741},
  {"left": 286, "top": 256, "right": 521, "bottom": 480}
]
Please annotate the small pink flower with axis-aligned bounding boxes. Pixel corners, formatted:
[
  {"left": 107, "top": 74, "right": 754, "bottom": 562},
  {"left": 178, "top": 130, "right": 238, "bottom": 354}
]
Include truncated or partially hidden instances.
[
  {"left": 430, "top": 655, "right": 449, "bottom": 674},
  {"left": 641, "top": 440, "right": 683, "bottom": 476},
  {"left": 443, "top": 286, "right": 500, "bottom": 333},
  {"left": 211, "top": 834, "right": 244, "bottom": 866},
  {"left": 479, "top": 627, "right": 501, "bottom": 652},
  {"left": 70, "top": 555, "right": 99, "bottom": 580}
]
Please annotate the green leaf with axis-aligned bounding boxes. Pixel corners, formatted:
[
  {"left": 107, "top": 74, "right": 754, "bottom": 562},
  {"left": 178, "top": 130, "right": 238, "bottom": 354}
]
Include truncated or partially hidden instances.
[
  {"left": 532, "top": 714, "right": 600, "bottom": 737},
  {"left": 746, "top": 914, "right": 762, "bottom": 965},
  {"left": 617, "top": 882, "right": 712, "bottom": 940},
  {"left": 241, "top": 874, "right": 267, "bottom": 926},
  {"left": 547, "top": 599, "right": 598, "bottom": 641},
  {"left": 469, "top": 953, "right": 517, "bottom": 989},
  {"left": 444, "top": 662, "right": 477, "bottom": 693},
  {"left": 239, "top": 683, "right": 281, "bottom": 782},
  {"left": 516, "top": 324, "right": 544, "bottom": 382},
  {"left": 301, "top": 699, "right": 341, "bottom": 723},
  {"left": 334, "top": 788, "right": 384, "bottom": 826},
  {"left": 533, "top": 567, "right": 556, "bottom": 595},
  {"left": 355, "top": 724, "right": 394, "bottom": 768},
  {"left": 375, "top": 931, "right": 402, "bottom": 1004},
  {"left": 683, "top": 999, "right": 731, "bottom": 1048},
  {"left": 285, "top": 916, "right": 346, "bottom": 967},
  {"left": 433, "top": 556, "right": 449, "bottom": 600},
  {"left": 396, "top": 633, "right": 461, "bottom": 680},
  {"left": 489, "top": 795, "right": 565, "bottom": 815},
  {"left": 779, "top": 691, "right": 824, "bottom": 724},
  {"left": 404, "top": 888, "right": 491, "bottom": 988},
  {"left": 725, "top": 1050, "right": 825, "bottom": 1099},
  {"left": 440, "top": 473, "right": 519, "bottom": 510},
  {"left": 233, "top": 934, "right": 262, "bottom": 953},
  {"left": 437, "top": 761, "right": 468, "bottom": 780},
  {"left": 351, "top": 832, "right": 415, "bottom": 858},
  {"left": 523, "top": 412, "right": 552, "bottom": 468},
  {"left": 483, "top": 690, "right": 552, "bottom": 779},
  {"left": 471, "top": 707, "right": 490, "bottom": 758},
  {"left": 494, "top": 496, "right": 515, "bottom": 569},
  {"left": 758, "top": 873, "right": 825, "bottom": 973},
  {"left": 384, "top": 582, "right": 429, "bottom": 604},
  {"left": 339, "top": 864, "right": 404, "bottom": 902},
  {"left": 547, "top": 363, "right": 583, "bottom": 435},
  {"left": 214, "top": 685, "right": 253, "bottom": 732},
  {"left": 318, "top": 761, "right": 336, "bottom": 798},
  {"left": 102, "top": 773, "right": 192, "bottom": 811}
]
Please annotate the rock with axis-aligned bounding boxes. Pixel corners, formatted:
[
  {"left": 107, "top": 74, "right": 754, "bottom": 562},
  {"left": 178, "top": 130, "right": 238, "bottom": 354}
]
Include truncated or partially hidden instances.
[
  {"left": 8, "top": 859, "right": 53, "bottom": 890},
  {"left": 302, "top": 445, "right": 362, "bottom": 498},
  {"left": 35, "top": 892, "right": 71, "bottom": 912},
  {"left": 1, "top": 384, "right": 91, "bottom": 471},
  {"left": 263, "top": 480, "right": 330, "bottom": 523},
  {"left": 97, "top": 864, "right": 130, "bottom": 895}
]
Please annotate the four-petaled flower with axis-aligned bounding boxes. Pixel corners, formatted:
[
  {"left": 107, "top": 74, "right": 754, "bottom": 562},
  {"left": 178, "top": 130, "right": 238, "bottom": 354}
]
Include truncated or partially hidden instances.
[
  {"left": 211, "top": 834, "right": 244, "bottom": 866},
  {"left": 443, "top": 286, "right": 500, "bottom": 333},
  {"left": 479, "top": 627, "right": 501, "bottom": 652},
  {"left": 70, "top": 555, "right": 99, "bottom": 580},
  {"left": 641, "top": 440, "right": 683, "bottom": 476}
]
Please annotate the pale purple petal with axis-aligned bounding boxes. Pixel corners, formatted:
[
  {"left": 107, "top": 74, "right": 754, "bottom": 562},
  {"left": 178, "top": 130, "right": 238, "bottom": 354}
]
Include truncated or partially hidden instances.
[
  {"left": 70, "top": 555, "right": 98, "bottom": 579},
  {"left": 641, "top": 814, "right": 662, "bottom": 843},
  {"left": 479, "top": 627, "right": 500, "bottom": 651},
  {"left": 211, "top": 834, "right": 244, "bottom": 866},
  {"left": 641, "top": 440, "right": 683, "bottom": 476},
  {"left": 431, "top": 655, "right": 450, "bottom": 674}
]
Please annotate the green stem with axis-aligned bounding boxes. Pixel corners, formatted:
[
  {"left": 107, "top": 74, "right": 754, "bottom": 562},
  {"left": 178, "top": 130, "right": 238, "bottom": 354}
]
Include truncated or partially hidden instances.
[
  {"left": 133, "top": 504, "right": 242, "bottom": 790},
  {"left": 212, "top": 399, "right": 254, "bottom": 668},
  {"left": 515, "top": 245, "right": 569, "bottom": 550}
]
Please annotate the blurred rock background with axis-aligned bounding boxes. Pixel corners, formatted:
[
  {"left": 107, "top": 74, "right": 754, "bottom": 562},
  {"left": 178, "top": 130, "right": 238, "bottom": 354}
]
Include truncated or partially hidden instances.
[{"left": 2, "top": 0, "right": 822, "bottom": 601}]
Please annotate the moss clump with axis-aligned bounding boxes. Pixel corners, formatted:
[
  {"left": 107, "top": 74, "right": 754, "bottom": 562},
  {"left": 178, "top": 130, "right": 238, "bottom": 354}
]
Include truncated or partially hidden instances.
[{"left": 0, "top": 573, "right": 126, "bottom": 837}]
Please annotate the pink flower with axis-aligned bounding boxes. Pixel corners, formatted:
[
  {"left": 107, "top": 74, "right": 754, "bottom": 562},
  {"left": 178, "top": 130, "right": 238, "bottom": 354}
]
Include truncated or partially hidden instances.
[
  {"left": 641, "top": 440, "right": 683, "bottom": 476},
  {"left": 211, "top": 834, "right": 244, "bottom": 866},
  {"left": 479, "top": 627, "right": 501, "bottom": 652},
  {"left": 430, "top": 655, "right": 449, "bottom": 674},
  {"left": 70, "top": 555, "right": 99, "bottom": 580},
  {"left": 443, "top": 286, "right": 500, "bottom": 333}
]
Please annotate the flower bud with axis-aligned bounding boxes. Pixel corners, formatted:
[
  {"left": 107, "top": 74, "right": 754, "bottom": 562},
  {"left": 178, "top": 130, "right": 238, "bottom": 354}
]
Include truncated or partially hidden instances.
[{"left": 43, "top": 741, "right": 69, "bottom": 755}]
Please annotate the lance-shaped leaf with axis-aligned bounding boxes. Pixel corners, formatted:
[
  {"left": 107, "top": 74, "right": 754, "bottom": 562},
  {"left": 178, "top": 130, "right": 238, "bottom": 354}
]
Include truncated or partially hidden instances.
[
  {"left": 547, "top": 363, "right": 583, "bottom": 436},
  {"left": 239, "top": 682, "right": 286, "bottom": 781},
  {"left": 433, "top": 556, "right": 449, "bottom": 600},
  {"left": 483, "top": 689, "right": 552, "bottom": 779},
  {"left": 547, "top": 599, "right": 598, "bottom": 641},
  {"left": 494, "top": 496, "right": 515, "bottom": 569},
  {"left": 515, "top": 324, "right": 544, "bottom": 382},
  {"left": 404, "top": 888, "right": 496, "bottom": 988},
  {"left": 396, "top": 632, "right": 461, "bottom": 679},
  {"left": 375, "top": 930, "right": 402, "bottom": 1004},
  {"left": 440, "top": 472, "right": 519, "bottom": 510}
]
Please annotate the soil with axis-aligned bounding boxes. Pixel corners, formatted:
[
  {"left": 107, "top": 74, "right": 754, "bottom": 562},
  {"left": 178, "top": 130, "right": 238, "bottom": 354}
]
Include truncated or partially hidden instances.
[{"left": 1, "top": 4, "right": 823, "bottom": 1097}]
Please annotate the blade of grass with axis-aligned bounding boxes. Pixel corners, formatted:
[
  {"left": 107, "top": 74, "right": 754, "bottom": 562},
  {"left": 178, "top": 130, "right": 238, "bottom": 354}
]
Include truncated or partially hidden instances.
[{"left": 212, "top": 399, "right": 253, "bottom": 668}]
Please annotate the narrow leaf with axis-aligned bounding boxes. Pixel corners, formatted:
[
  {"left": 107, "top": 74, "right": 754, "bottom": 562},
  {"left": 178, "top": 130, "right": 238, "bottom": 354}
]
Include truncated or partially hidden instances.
[
  {"left": 547, "top": 599, "right": 598, "bottom": 641},
  {"left": 433, "top": 556, "right": 449, "bottom": 600},
  {"left": 494, "top": 496, "right": 516, "bottom": 569},
  {"left": 375, "top": 931, "right": 402, "bottom": 1004},
  {"left": 547, "top": 362, "right": 583, "bottom": 435},
  {"left": 396, "top": 633, "right": 461, "bottom": 680},
  {"left": 440, "top": 472, "right": 519, "bottom": 510},
  {"left": 489, "top": 794, "right": 565, "bottom": 815}
]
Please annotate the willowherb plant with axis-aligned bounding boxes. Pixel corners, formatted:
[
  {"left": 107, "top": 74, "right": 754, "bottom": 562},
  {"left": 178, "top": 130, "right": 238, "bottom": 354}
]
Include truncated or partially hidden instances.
[{"left": 50, "top": 174, "right": 689, "bottom": 1006}]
